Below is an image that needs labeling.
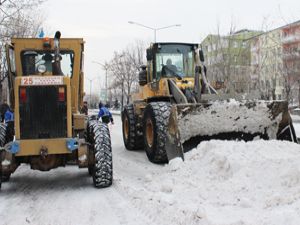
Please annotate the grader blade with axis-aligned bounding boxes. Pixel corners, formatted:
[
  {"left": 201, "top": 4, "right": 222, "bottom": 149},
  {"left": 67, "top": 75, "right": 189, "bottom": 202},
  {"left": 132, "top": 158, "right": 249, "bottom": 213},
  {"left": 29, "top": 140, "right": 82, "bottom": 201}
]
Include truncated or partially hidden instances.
[{"left": 165, "top": 100, "right": 298, "bottom": 161}]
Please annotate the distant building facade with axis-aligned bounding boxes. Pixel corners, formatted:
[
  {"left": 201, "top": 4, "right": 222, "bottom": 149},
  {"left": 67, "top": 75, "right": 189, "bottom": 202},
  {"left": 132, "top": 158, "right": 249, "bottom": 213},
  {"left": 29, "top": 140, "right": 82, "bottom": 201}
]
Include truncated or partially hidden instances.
[
  {"left": 282, "top": 21, "right": 300, "bottom": 104},
  {"left": 249, "top": 20, "right": 300, "bottom": 103},
  {"left": 201, "top": 21, "right": 300, "bottom": 105},
  {"left": 201, "top": 30, "right": 262, "bottom": 93},
  {"left": 249, "top": 28, "right": 283, "bottom": 100}
]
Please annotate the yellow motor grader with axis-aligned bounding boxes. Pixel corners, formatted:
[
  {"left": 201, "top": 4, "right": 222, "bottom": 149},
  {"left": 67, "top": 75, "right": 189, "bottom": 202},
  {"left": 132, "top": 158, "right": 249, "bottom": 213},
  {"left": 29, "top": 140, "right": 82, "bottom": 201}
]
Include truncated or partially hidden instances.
[
  {"left": 0, "top": 32, "right": 112, "bottom": 189},
  {"left": 122, "top": 42, "right": 298, "bottom": 164}
]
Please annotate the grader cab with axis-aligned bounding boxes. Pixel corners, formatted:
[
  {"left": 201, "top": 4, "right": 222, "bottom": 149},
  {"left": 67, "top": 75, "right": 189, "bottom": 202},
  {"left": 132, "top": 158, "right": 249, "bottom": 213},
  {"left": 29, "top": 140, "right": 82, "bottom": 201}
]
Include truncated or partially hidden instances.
[{"left": 0, "top": 32, "right": 112, "bottom": 189}]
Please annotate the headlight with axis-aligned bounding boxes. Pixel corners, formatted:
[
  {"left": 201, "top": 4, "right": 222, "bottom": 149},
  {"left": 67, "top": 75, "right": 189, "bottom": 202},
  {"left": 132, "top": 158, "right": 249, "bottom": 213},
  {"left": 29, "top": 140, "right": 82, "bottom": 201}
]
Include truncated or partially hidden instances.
[{"left": 37, "top": 64, "right": 46, "bottom": 73}]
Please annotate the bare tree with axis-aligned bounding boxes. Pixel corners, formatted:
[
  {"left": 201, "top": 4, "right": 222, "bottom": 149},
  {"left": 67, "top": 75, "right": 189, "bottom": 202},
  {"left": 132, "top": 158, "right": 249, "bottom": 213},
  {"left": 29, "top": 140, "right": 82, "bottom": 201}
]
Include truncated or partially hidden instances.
[
  {"left": 0, "top": 0, "right": 45, "bottom": 101},
  {"left": 202, "top": 22, "right": 256, "bottom": 94},
  {"left": 107, "top": 40, "right": 145, "bottom": 108}
]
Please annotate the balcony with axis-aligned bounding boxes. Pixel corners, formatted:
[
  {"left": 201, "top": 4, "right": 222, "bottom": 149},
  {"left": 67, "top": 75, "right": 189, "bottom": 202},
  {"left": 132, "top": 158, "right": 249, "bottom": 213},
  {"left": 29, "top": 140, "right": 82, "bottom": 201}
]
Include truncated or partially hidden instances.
[
  {"left": 282, "top": 52, "right": 300, "bottom": 60},
  {"left": 282, "top": 35, "right": 300, "bottom": 44}
]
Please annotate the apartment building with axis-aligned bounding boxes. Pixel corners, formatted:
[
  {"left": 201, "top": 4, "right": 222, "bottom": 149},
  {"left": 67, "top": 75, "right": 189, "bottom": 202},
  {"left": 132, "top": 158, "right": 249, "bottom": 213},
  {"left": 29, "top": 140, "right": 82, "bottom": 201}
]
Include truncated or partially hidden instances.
[
  {"left": 250, "top": 28, "right": 283, "bottom": 99},
  {"left": 201, "top": 30, "right": 262, "bottom": 93},
  {"left": 250, "top": 20, "right": 300, "bottom": 102},
  {"left": 282, "top": 21, "right": 300, "bottom": 104}
]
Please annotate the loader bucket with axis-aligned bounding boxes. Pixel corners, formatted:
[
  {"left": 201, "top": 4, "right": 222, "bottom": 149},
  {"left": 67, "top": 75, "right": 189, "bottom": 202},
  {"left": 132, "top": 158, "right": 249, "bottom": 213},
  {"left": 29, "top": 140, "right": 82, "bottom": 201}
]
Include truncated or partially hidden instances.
[{"left": 165, "top": 100, "right": 298, "bottom": 161}]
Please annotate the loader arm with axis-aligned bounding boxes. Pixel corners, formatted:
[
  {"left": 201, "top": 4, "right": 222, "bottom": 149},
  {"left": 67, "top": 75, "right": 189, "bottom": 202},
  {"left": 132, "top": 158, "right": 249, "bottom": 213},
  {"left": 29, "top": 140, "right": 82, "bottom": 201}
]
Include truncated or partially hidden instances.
[
  {"left": 164, "top": 48, "right": 298, "bottom": 163},
  {"left": 168, "top": 79, "right": 188, "bottom": 103}
]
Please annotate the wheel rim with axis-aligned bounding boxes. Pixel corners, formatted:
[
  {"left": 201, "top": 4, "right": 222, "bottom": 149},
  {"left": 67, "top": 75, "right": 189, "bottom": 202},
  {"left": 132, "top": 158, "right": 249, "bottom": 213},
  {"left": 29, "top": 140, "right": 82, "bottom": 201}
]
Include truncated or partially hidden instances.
[
  {"left": 146, "top": 118, "right": 154, "bottom": 147},
  {"left": 124, "top": 117, "right": 129, "bottom": 140}
]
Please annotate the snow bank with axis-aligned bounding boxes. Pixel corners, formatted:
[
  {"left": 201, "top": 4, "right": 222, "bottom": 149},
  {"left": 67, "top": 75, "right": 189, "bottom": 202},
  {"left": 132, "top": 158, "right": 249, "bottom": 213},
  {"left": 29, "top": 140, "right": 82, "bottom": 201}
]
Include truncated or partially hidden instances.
[
  {"left": 88, "top": 108, "right": 121, "bottom": 116},
  {"left": 291, "top": 114, "right": 300, "bottom": 122},
  {"left": 135, "top": 140, "right": 300, "bottom": 225},
  {"left": 178, "top": 100, "right": 282, "bottom": 142},
  {"left": 294, "top": 123, "right": 300, "bottom": 140}
]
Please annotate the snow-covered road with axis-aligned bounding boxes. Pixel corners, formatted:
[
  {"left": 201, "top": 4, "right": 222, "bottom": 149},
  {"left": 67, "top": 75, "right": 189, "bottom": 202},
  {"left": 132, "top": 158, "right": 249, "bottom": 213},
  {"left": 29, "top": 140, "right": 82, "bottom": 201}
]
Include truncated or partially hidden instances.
[
  {"left": 0, "top": 116, "right": 162, "bottom": 225},
  {"left": 0, "top": 116, "right": 300, "bottom": 225}
]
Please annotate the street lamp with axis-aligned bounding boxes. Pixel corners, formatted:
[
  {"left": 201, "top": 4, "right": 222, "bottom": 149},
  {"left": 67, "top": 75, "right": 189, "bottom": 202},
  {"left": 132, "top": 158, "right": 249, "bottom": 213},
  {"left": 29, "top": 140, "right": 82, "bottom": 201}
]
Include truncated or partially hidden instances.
[
  {"left": 128, "top": 21, "right": 181, "bottom": 42},
  {"left": 92, "top": 61, "right": 109, "bottom": 103},
  {"left": 86, "top": 77, "right": 99, "bottom": 107}
]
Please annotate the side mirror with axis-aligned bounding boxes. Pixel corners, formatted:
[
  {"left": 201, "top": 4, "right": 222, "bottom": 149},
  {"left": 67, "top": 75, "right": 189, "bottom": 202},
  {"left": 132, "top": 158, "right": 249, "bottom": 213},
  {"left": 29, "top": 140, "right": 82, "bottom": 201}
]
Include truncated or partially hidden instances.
[
  {"left": 146, "top": 49, "right": 153, "bottom": 61},
  {"left": 139, "top": 65, "right": 147, "bottom": 86},
  {"left": 199, "top": 49, "right": 205, "bottom": 62},
  {"left": 139, "top": 65, "right": 147, "bottom": 71}
]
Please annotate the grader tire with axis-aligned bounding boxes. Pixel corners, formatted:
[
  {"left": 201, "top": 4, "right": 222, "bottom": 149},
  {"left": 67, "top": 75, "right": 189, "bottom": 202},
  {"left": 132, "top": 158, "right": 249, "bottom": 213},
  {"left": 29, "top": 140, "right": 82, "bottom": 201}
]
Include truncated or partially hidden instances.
[
  {"left": 143, "top": 102, "right": 171, "bottom": 164},
  {"left": 122, "top": 104, "right": 143, "bottom": 150},
  {"left": 0, "top": 123, "right": 7, "bottom": 146},
  {"left": 0, "top": 123, "right": 13, "bottom": 183},
  {"left": 88, "top": 165, "right": 93, "bottom": 176},
  {"left": 0, "top": 163, "right": 2, "bottom": 190},
  {"left": 88, "top": 121, "right": 113, "bottom": 188}
]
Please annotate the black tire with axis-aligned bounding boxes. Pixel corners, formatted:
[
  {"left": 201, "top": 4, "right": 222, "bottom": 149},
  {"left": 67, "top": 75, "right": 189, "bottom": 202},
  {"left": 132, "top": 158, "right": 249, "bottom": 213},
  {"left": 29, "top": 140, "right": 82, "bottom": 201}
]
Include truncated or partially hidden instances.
[
  {"left": 0, "top": 123, "right": 12, "bottom": 184},
  {"left": 86, "top": 121, "right": 94, "bottom": 176},
  {"left": 122, "top": 104, "right": 143, "bottom": 150},
  {"left": 0, "top": 123, "right": 7, "bottom": 146},
  {"left": 0, "top": 163, "right": 2, "bottom": 190},
  {"left": 0, "top": 123, "right": 5, "bottom": 189},
  {"left": 88, "top": 165, "right": 93, "bottom": 176},
  {"left": 88, "top": 121, "right": 113, "bottom": 188},
  {"left": 143, "top": 102, "right": 171, "bottom": 164},
  {"left": 1, "top": 174, "right": 10, "bottom": 182}
]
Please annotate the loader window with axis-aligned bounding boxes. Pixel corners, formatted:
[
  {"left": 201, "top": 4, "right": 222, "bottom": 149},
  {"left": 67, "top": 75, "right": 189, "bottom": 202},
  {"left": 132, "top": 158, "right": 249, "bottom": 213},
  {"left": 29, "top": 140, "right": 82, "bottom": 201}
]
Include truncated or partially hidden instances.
[
  {"left": 155, "top": 44, "right": 194, "bottom": 79},
  {"left": 21, "top": 50, "right": 74, "bottom": 76}
]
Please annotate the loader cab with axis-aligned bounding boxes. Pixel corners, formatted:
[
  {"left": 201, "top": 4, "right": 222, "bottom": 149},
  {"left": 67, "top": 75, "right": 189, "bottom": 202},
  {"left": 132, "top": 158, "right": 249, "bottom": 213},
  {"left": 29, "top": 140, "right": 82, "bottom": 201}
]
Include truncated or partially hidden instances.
[{"left": 147, "top": 43, "right": 198, "bottom": 82}]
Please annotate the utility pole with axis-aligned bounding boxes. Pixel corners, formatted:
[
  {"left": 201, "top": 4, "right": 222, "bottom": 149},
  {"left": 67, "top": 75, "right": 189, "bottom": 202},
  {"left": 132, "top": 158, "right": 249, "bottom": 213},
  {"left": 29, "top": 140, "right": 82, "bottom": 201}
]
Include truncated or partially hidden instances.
[
  {"left": 86, "top": 77, "right": 98, "bottom": 107},
  {"left": 92, "top": 61, "right": 109, "bottom": 103}
]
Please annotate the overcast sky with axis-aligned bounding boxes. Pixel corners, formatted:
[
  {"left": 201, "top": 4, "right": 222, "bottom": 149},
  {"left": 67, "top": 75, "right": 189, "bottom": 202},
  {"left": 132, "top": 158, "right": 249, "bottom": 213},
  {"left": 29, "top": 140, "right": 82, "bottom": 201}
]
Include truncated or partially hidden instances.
[{"left": 41, "top": 0, "right": 300, "bottom": 94}]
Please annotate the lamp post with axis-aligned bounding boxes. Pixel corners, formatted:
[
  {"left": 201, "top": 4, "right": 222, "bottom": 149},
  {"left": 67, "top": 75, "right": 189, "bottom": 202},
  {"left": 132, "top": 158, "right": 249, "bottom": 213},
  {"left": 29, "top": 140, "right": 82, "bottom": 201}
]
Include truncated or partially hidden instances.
[
  {"left": 86, "top": 77, "right": 99, "bottom": 107},
  {"left": 128, "top": 21, "right": 181, "bottom": 42},
  {"left": 92, "top": 61, "right": 109, "bottom": 103},
  {"left": 117, "top": 53, "right": 125, "bottom": 110}
]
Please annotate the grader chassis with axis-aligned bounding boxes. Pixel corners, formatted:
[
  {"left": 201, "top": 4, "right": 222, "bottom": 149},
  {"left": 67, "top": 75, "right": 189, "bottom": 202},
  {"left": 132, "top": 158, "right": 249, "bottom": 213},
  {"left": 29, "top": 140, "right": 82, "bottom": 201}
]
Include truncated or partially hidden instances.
[{"left": 0, "top": 32, "right": 112, "bottom": 189}]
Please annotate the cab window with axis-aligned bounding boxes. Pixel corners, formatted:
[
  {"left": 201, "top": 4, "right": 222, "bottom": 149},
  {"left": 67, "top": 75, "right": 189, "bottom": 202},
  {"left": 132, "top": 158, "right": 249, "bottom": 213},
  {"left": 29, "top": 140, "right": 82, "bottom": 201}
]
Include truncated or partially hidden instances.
[
  {"left": 155, "top": 44, "right": 194, "bottom": 79},
  {"left": 21, "top": 50, "right": 74, "bottom": 76}
]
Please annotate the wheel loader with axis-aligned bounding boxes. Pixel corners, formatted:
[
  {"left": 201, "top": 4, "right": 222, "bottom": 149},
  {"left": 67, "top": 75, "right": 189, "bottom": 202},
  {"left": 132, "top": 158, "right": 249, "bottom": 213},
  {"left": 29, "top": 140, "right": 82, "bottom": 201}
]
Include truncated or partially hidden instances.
[
  {"left": 122, "top": 42, "right": 298, "bottom": 164},
  {"left": 0, "top": 32, "right": 112, "bottom": 189}
]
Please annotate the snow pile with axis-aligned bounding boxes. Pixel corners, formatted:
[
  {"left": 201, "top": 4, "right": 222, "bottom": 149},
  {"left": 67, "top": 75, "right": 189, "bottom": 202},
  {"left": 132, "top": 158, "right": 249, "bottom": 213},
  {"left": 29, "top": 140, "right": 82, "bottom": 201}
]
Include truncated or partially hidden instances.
[
  {"left": 291, "top": 114, "right": 300, "bottom": 139},
  {"left": 178, "top": 100, "right": 283, "bottom": 142},
  {"left": 291, "top": 114, "right": 300, "bottom": 123},
  {"left": 88, "top": 108, "right": 121, "bottom": 116},
  {"left": 294, "top": 123, "right": 300, "bottom": 139},
  {"left": 134, "top": 140, "right": 300, "bottom": 225}
]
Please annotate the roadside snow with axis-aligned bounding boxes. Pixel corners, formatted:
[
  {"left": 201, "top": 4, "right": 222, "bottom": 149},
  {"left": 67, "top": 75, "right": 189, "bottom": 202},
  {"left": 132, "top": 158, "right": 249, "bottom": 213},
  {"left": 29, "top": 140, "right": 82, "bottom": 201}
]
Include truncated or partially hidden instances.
[
  {"left": 294, "top": 123, "right": 300, "bottom": 138},
  {"left": 1, "top": 115, "right": 300, "bottom": 225},
  {"left": 128, "top": 140, "right": 300, "bottom": 225},
  {"left": 88, "top": 108, "right": 121, "bottom": 116},
  {"left": 291, "top": 115, "right": 300, "bottom": 139},
  {"left": 292, "top": 114, "right": 300, "bottom": 122}
]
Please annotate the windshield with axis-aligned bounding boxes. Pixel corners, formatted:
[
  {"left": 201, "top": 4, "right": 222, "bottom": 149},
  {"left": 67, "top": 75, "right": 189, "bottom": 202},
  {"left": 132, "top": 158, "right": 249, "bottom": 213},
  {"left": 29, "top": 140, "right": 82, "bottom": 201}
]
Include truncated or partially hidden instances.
[
  {"left": 21, "top": 50, "right": 74, "bottom": 76},
  {"left": 156, "top": 44, "right": 194, "bottom": 79}
]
